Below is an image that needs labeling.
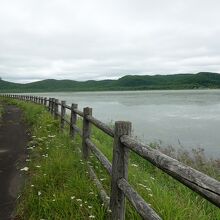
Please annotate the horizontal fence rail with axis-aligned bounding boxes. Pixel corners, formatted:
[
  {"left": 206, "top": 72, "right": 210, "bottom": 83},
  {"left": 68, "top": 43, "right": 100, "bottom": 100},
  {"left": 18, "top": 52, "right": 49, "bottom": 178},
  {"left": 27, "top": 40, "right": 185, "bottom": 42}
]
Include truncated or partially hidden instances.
[{"left": 1, "top": 94, "right": 220, "bottom": 220}]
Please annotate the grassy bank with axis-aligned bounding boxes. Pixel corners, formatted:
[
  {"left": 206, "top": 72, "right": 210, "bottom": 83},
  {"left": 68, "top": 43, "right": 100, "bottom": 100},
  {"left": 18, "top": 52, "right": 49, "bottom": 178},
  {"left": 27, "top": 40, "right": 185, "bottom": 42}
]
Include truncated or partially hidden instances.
[{"left": 3, "top": 98, "right": 220, "bottom": 219}]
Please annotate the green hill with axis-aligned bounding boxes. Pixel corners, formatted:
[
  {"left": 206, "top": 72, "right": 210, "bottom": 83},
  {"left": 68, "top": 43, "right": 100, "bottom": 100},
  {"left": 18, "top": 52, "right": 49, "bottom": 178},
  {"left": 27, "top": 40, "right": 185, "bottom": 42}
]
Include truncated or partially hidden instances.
[{"left": 1, "top": 72, "right": 220, "bottom": 92}]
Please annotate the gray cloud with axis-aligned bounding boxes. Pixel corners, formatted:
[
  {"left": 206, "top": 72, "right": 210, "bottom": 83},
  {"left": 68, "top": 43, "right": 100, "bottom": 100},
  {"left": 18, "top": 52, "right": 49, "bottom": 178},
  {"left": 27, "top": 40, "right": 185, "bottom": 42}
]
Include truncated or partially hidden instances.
[{"left": 0, "top": 0, "right": 220, "bottom": 83}]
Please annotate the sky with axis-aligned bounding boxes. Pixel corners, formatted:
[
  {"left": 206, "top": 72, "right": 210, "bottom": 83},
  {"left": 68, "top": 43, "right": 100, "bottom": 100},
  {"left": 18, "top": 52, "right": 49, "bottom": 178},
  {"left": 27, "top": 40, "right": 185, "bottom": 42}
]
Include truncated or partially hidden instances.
[{"left": 0, "top": 0, "right": 220, "bottom": 83}]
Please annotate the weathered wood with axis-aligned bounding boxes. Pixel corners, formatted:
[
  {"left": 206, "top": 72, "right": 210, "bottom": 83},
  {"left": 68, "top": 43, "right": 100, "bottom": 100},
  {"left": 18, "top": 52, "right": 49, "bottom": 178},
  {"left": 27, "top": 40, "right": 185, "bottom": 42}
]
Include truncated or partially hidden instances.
[
  {"left": 120, "top": 135, "right": 220, "bottom": 208},
  {"left": 61, "top": 101, "right": 66, "bottom": 129},
  {"left": 82, "top": 107, "right": 92, "bottom": 160},
  {"left": 54, "top": 99, "right": 59, "bottom": 119},
  {"left": 86, "top": 115, "right": 114, "bottom": 137},
  {"left": 44, "top": 97, "right": 47, "bottom": 106},
  {"left": 110, "top": 121, "right": 131, "bottom": 220},
  {"left": 74, "top": 108, "right": 84, "bottom": 117},
  {"left": 118, "top": 178, "right": 162, "bottom": 220},
  {"left": 48, "top": 98, "right": 51, "bottom": 111},
  {"left": 50, "top": 98, "right": 54, "bottom": 114},
  {"left": 65, "top": 104, "right": 71, "bottom": 110},
  {"left": 86, "top": 138, "right": 112, "bottom": 175},
  {"left": 70, "top": 103, "right": 78, "bottom": 138},
  {"left": 88, "top": 165, "right": 110, "bottom": 208},
  {"left": 72, "top": 124, "right": 82, "bottom": 137}
]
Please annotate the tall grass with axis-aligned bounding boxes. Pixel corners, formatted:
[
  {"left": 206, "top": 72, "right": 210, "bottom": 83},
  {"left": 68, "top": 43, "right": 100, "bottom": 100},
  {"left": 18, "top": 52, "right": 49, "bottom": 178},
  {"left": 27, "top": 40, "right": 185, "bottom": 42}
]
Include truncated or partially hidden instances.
[{"left": 4, "top": 98, "right": 220, "bottom": 220}]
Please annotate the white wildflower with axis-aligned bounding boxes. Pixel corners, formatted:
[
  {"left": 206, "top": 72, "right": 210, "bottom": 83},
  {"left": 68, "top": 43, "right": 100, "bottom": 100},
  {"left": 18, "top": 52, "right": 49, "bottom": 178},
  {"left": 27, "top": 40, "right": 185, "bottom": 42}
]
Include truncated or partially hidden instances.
[
  {"left": 138, "top": 183, "right": 147, "bottom": 188},
  {"left": 38, "top": 191, "right": 41, "bottom": 196},
  {"left": 88, "top": 206, "right": 92, "bottom": 209},
  {"left": 71, "top": 196, "right": 75, "bottom": 200},
  {"left": 76, "top": 199, "right": 82, "bottom": 202},
  {"left": 89, "top": 215, "right": 95, "bottom": 219},
  {"left": 20, "top": 167, "right": 29, "bottom": 171},
  {"left": 148, "top": 194, "right": 153, "bottom": 197},
  {"left": 48, "top": 135, "right": 56, "bottom": 138},
  {"left": 131, "top": 163, "right": 138, "bottom": 167}
]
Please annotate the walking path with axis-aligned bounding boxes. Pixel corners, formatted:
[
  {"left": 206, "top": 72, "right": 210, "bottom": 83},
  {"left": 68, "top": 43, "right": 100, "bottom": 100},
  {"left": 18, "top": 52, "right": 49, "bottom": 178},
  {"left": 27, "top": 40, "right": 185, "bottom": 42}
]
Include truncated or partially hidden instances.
[{"left": 0, "top": 105, "right": 29, "bottom": 220}]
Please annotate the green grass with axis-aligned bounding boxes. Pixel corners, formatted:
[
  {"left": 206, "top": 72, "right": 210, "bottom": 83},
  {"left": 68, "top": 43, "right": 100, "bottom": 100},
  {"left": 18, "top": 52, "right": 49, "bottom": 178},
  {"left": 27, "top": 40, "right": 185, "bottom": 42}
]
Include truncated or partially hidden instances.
[{"left": 2, "top": 97, "right": 220, "bottom": 219}]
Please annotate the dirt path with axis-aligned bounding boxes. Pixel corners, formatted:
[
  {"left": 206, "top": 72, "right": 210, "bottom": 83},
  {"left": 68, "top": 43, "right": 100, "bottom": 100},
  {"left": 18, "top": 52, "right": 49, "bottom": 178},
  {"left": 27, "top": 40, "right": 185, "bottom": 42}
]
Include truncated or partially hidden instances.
[{"left": 0, "top": 105, "right": 29, "bottom": 220}]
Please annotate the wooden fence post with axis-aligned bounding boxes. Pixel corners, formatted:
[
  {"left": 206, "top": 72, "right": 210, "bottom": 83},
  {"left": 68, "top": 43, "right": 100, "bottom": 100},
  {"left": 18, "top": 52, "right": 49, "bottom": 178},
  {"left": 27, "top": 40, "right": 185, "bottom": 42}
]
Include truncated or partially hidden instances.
[
  {"left": 82, "top": 107, "right": 92, "bottom": 160},
  {"left": 110, "top": 121, "right": 132, "bottom": 220},
  {"left": 54, "top": 99, "right": 59, "bottom": 119},
  {"left": 44, "top": 97, "right": 47, "bottom": 106},
  {"left": 61, "top": 101, "right": 66, "bottom": 129},
  {"left": 48, "top": 98, "right": 51, "bottom": 111},
  {"left": 51, "top": 98, "right": 55, "bottom": 114},
  {"left": 70, "top": 103, "right": 78, "bottom": 138}
]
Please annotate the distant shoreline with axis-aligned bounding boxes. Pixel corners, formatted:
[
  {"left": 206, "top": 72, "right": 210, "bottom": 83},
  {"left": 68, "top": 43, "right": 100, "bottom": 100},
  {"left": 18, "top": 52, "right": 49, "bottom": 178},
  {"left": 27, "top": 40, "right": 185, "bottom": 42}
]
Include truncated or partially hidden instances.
[{"left": 1, "top": 72, "right": 220, "bottom": 93}]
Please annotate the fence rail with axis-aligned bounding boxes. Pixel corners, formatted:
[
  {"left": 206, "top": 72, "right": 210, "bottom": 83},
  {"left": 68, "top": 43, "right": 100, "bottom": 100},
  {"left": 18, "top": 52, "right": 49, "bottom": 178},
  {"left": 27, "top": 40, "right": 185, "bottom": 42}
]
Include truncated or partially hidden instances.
[{"left": 1, "top": 94, "right": 220, "bottom": 220}]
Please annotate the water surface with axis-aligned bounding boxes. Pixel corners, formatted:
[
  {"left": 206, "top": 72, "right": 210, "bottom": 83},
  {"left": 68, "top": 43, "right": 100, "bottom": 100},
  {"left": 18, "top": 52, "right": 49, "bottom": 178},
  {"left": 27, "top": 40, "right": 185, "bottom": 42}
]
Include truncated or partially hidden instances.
[{"left": 24, "top": 90, "right": 220, "bottom": 157}]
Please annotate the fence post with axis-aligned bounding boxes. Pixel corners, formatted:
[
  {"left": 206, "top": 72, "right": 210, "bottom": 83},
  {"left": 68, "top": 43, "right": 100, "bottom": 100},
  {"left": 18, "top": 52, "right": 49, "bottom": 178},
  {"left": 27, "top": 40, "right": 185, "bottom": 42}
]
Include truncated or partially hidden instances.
[
  {"left": 48, "top": 98, "right": 51, "bottom": 111},
  {"left": 110, "top": 121, "right": 132, "bottom": 220},
  {"left": 44, "top": 97, "right": 47, "bottom": 106},
  {"left": 82, "top": 107, "right": 92, "bottom": 160},
  {"left": 61, "top": 101, "right": 66, "bottom": 129},
  {"left": 54, "top": 99, "right": 59, "bottom": 119},
  {"left": 70, "top": 103, "right": 78, "bottom": 138},
  {"left": 51, "top": 98, "right": 55, "bottom": 114}
]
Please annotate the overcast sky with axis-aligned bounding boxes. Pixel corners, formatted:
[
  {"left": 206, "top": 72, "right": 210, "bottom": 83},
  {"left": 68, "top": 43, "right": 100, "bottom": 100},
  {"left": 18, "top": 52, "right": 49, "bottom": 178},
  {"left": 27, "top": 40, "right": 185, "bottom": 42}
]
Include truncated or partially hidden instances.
[{"left": 0, "top": 0, "right": 220, "bottom": 83}]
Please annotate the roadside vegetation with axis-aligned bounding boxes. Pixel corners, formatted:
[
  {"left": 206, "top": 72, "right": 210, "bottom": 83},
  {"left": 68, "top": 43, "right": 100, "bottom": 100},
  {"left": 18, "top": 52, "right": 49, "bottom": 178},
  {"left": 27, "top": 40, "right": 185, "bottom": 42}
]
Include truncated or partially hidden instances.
[{"left": 2, "top": 97, "right": 220, "bottom": 219}]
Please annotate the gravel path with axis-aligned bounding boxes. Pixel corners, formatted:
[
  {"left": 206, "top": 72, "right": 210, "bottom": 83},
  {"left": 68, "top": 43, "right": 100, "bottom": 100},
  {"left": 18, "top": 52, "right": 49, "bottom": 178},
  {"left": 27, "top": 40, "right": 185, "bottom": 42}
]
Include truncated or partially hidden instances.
[{"left": 0, "top": 105, "right": 29, "bottom": 220}]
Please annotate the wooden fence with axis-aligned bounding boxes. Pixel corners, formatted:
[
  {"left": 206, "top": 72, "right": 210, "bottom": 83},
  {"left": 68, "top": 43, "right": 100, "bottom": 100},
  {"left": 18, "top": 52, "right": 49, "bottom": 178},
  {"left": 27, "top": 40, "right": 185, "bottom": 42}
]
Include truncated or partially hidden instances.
[{"left": 2, "top": 94, "right": 220, "bottom": 220}]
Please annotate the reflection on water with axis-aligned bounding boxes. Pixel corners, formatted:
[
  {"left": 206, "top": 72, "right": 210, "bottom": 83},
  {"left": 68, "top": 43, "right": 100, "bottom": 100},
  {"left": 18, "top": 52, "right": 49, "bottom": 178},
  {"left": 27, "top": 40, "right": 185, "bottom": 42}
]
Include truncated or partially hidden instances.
[{"left": 22, "top": 90, "right": 220, "bottom": 157}]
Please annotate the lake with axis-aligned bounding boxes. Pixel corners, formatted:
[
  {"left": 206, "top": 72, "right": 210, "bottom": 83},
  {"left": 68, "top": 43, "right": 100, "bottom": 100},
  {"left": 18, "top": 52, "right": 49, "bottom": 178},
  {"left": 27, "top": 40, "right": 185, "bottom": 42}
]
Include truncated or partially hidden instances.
[{"left": 23, "top": 90, "right": 220, "bottom": 158}]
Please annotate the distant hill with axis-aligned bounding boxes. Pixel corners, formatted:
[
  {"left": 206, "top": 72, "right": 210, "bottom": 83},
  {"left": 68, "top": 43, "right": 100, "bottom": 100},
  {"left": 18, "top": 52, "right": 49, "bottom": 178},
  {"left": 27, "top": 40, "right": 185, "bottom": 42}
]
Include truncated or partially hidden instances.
[{"left": 1, "top": 72, "right": 220, "bottom": 93}]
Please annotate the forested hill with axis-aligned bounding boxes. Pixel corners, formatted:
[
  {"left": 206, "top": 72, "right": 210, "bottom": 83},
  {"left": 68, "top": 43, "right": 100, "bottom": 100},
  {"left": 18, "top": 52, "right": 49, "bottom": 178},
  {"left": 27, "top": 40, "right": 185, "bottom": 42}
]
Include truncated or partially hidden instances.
[{"left": 1, "top": 72, "right": 220, "bottom": 92}]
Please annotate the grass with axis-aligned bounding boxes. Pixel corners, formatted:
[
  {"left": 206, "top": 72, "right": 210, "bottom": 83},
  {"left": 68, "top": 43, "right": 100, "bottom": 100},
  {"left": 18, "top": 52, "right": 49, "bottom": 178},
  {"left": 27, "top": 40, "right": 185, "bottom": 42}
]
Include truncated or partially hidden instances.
[{"left": 2, "top": 97, "right": 220, "bottom": 219}]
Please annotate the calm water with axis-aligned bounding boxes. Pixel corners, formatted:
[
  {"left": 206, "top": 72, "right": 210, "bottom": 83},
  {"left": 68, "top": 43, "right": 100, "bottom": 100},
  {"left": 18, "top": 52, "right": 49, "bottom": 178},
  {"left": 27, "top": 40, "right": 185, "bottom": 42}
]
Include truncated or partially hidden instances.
[{"left": 24, "top": 90, "right": 220, "bottom": 157}]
